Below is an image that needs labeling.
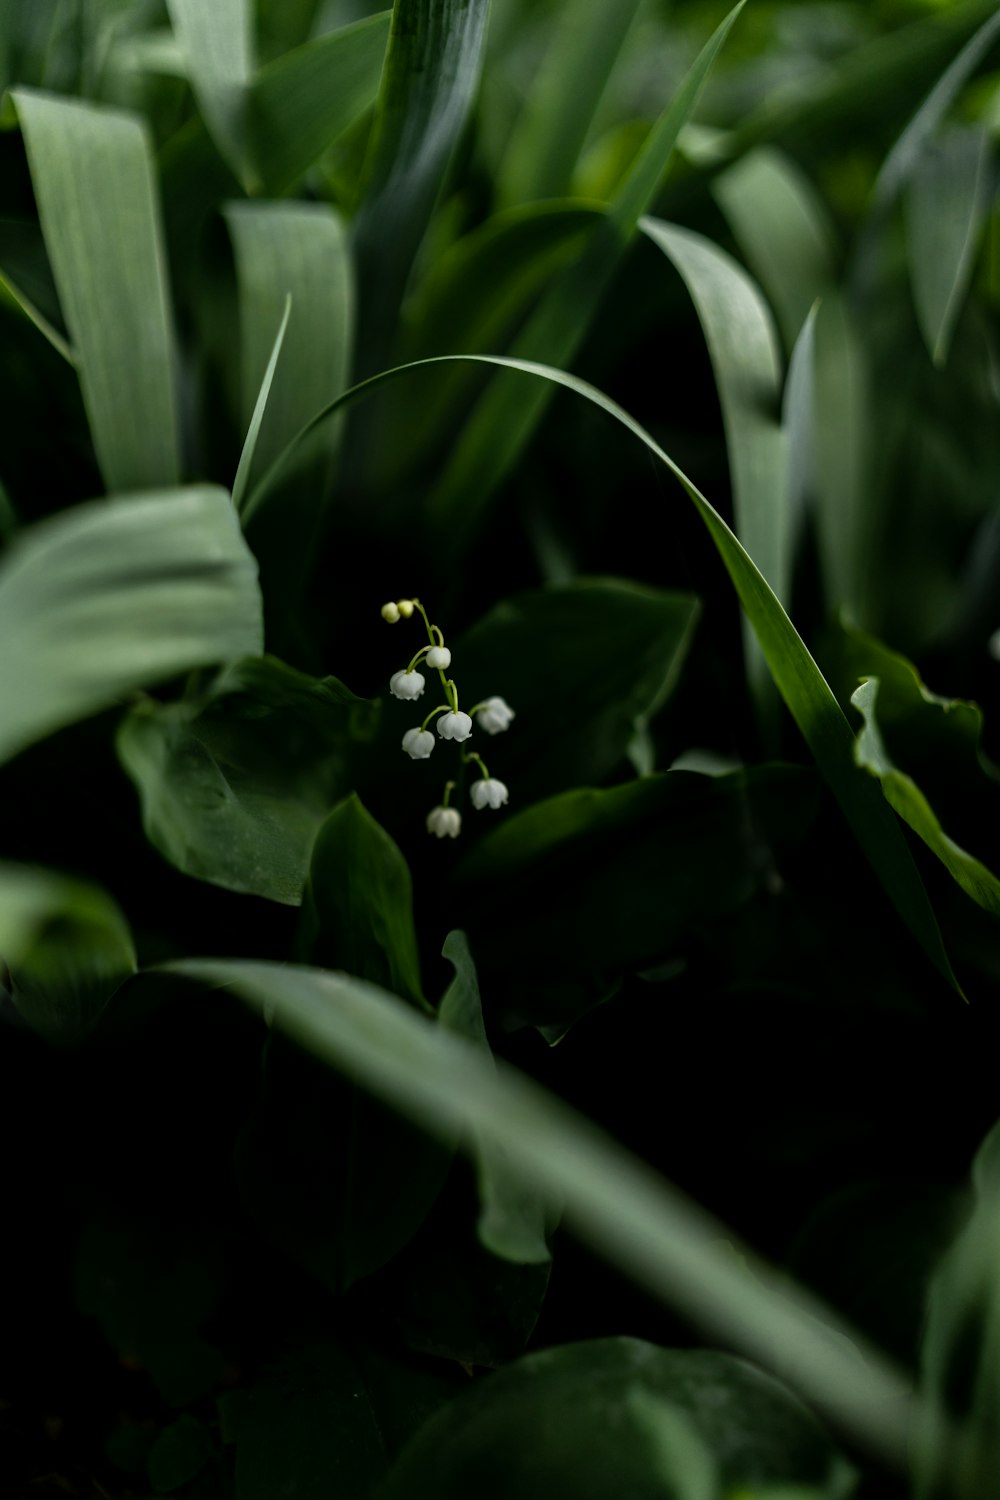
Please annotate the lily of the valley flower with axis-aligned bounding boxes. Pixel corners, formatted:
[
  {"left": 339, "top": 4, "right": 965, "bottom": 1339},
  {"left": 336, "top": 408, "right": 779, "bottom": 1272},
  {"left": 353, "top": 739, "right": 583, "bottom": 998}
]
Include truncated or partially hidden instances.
[
  {"left": 390, "top": 668, "right": 426, "bottom": 700},
  {"left": 425, "top": 645, "right": 452, "bottom": 670},
  {"left": 470, "top": 777, "right": 508, "bottom": 810},
  {"left": 475, "top": 696, "right": 515, "bottom": 735},
  {"left": 426, "top": 805, "right": 461, "bottom": 838},
  {"left": 437, "top": 710, "right": 472, "bottom": 742},
  {"left": 402, "top": 727, "right": 434, "bottom": 759}
]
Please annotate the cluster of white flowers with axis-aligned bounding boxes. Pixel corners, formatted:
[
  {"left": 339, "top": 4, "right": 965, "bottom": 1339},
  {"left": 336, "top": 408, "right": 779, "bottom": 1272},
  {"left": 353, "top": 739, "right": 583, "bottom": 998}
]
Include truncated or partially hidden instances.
[{"left": 382, "top": 597, "right": 515, "bottom": 838}]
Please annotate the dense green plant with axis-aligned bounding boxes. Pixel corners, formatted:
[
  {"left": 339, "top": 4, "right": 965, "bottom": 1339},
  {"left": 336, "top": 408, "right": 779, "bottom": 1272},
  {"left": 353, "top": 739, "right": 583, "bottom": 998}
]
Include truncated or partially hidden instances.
[{"left": 3, "top": 0, "right": 1000, "bottom": 1495}]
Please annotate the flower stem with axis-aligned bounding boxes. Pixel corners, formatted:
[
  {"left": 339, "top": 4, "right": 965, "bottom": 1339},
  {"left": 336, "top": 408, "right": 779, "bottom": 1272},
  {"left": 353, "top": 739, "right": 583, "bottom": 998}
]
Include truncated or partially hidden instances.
[
  {"left": 421, "top": 704, "right": 450, "bottom": 733},
  {"left": 463, "top": 750, "right": 490, "bottom": 779}
]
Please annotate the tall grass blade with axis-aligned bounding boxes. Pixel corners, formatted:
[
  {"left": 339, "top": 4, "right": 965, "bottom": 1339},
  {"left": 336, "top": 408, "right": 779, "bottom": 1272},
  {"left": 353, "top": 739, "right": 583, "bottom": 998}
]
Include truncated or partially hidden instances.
[
  {"left": 906, "top": 125, "right": 991, "bottom": 367},
  {"left": 13, "top": 89, "right": 182, "bottom": 493},
  {"left": 232, "top": 294, "right": 291, "bottom": 517},
  {"left": 173, "top": 955, "right": 915, "bottom": 1470},
  {"left": 164, "top": 0, "right": 255, "bottom": 191}
]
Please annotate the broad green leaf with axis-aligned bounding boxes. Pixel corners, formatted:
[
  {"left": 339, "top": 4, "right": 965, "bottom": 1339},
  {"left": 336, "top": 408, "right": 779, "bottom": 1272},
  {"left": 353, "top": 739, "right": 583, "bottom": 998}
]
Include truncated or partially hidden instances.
[
  {"left": 296, "top": 794, "right": 425, "bottom": 1005},
  {"left": 453, "top": 766, "right": 820, "bottom": 1030},
  {"left": 249, "top": 351, "right": 959, "bottom": 995},
  {"left": 438, "top": 931, "right": 554, "bottom": 1263},
  {"left": 117, "top": 656, "right": 374, "bottom": 905},
  {"left": 381, "top": 1340, "right": 852, "bottom": 1499},
  {"left": 164, "top": 0, "right": 254, "bottom": 190},
  {"left": 249, "top": 13, "right": 391, "bottom": 197},
  {"left": 811, "top": 293, "right": 871, "bottom": 620},
  {"left": 351, "top": 0, "right": 492, "bottom": 376},
  {"left": 453, "top": 578, "right": 700, "bottom": 802},
  {"left": 906, "top": 125, "right": 992, "bottom": 367},
  {"left": 232, "top": 294, "right": 290, "bottom": 515},
  {"left": 639, "top": 217, "right": 788, "bottom": 724},
  {"left": 712, "top": 147, "right": 837, "bottom": 351},
  {"left": 426, "top": 2, "right": 746, "bottom": 557},
  {"left": 172, "top": 957, "right": 914, "bottom": 1466},
  {"left": 13, "top": 88, "right": 181, "bottom": 492},
  {"left": 497, "top": 0, "right": 642, "bottom": 207},
  {"left": 0, "top": 487, "right": 262, "bottom": 767},
  {"left": 147, "top": 1414, "right": 213, "bottom": 1495},
  {"left": 852, "top": 678, "right": 1000, "bottom": 919},
  {"left": 0, "top": 863, "right": 136, "bottom": 1044}
]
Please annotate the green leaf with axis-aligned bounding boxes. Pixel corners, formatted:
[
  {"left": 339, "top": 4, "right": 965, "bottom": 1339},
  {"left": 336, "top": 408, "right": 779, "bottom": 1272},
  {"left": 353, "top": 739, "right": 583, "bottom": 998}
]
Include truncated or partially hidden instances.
[
  {"left": 232, "top": 293, "right": 290, "bottom": 516},
  {"left": 454, "top": 578, "right": 700, "bottom": 802},
  {"left": 164, "top": 0, "right": 254, "bottom": 190},
  {"left": 453, "top": 766, "right": 820, "bottom": 1030},
  {"left": 13, "top": 88, "right": 181, "bottom": 492},
  {"left": 0, "top": 487, "right": 262, "bottom": 768},
  {"left": 168, "top": 955, "right": 915, "bottom": 1468},
  {"left": 639, "top": 217, "right": 788, "bottom": 724},
  {"left": 906, "top": 125, "right": 991, "bottom": 367},
  {"left": 712, "top": 146, "right": 837, "bottom": 352},
  {"left": 852, "top": 677, "right": 1000, "bottom": 919},
  {"left": 811, "top": 292, "right": 871, "bottom": 621},
  {"left": 296, "top": 794, "right": 425, "bottom": 1005},
  {"left": 426, "top": 1, "right": 746, "bottom": 557},
  {"left": 381, "top": 1340, "right": 852, "bottom": 1499},
  {"left": 351, "top": 0, "right": 492, "bottom": 375},
  {"left": 496, "top": 0, "right": 643, "bottom": 206},
  {"left": 117, "top": 656, "right": 373, "bottom": 905},
  {"left": 249, "top": 13, "right": 391, "bottom": 197},
  {"left": 438, "top": 931, "right": 554, "bottom": 1263},
  {"left": 0, "top": 216, "right": 73, "bottom": 362},
  {"left": 0, "top": 863, "right": 136, "bottom": 1044},
  {"left": 253, "top": 350, "right": 959, "bottom": 995},
  {"left": 148, "top": 1414, "right": 214, "bottom": 1494}
]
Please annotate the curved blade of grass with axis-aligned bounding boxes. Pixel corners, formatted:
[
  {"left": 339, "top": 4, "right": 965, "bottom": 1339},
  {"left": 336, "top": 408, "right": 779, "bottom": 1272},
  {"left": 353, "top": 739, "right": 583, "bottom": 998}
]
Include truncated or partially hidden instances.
[
  {"left": 13, "top": 88, "right": 181, "bottom": 492},
  {"left": 0, "top": 486, "right": 263, "bottom": 767},
  {"left": 164, "top": 0, "right": 255, "bottom": 191},
  {"left": 852, "top": 678, "right": 1000, "bottom": 920},
  {"left": 906, "top": 124, "right": 991, "bottom": 367},
  {"left": 246, "top": 351, "right": 959, "bottom": 994},
  {"left": 426, "top": 1, "right": 746, "bottom": 559},
  {"left": 812, "top": 292, "right": 871, "bottom": 621},
  {"left": 712, "top": 146, "right": 837, "bottom": 352},
  {"left": 0, "top": 263, "right": 74, "bottom": 364},
  {"left": 351, "top": 0, "right": 492, "bottom": 377},
  {"left": 496, "top": 0, "right": 642, "bottom": 207},
  {"left": 249, "top": 13, "right": 391, "bottom": 197},
  {"left": 0, "top": 216, "right": 74, "bottom": 362},
  {"left": 232, "top": 293, "right": 290, "bottom": 516},
  {"left": 171, "top": 956, "right": 914, "bottom": 1469},
  {"left": 640, "top": 217, "right": 788, "bottom": 726}
]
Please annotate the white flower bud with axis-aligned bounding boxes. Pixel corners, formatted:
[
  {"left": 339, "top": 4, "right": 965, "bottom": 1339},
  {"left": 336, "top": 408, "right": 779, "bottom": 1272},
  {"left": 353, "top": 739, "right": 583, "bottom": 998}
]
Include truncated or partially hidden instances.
[
  {"left": 396, "top": 599, "right": 415, "bottom": 619},
  {"left": 402, "top": 728, "right": 434, "bottom": 759},
  {"left": 425, "top": 645, "right": 451, "bottom": 670},
  {"left": 470, "top": 777, "right": 509, "bottom": 811},
  {"left": 390, "top": 669, "right": 426, "bottom": 700},
  {"left": 427, "top": 805, "right": 461, "bottom": 839},
  {"left": 437, "top": 711, "right": 472, "bottom": 742},
  {"left": 381, "top": 601, "right": 401, "bottom": 623},
  {"left": 475, "top": 696, "right": 515, "bottom": 735}
]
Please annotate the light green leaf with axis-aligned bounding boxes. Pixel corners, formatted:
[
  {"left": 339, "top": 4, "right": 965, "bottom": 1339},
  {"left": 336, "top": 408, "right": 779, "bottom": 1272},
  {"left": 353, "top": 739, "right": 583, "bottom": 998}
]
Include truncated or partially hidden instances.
[
  {"left": 232, "top": 293, "right": 290, "bottom": 516},
  {"left": 712, "top": 146, "right": 837, "bottom": 352},
  {"left": 0, "top": 863, "right": 136, "bottom": 1044},
  {"left": 497, "top": 0, "right": 643, "bottom": 207},
  {"left": 852, "top": 677, "right": 1000, "bottom": 919},
  {"left": 0, "top": 218, "right": 74, "bottom": 362},
  {"left": 639, "top": 217, "right": 788, "bottom": 723},
  {"left": 427, "top": 1, "right": 747, "bottom": 558},
  {"left": 164, "top": 0, "right": 254, "bottom": 190},
  {"left": 172, "top": 957, "right": 913, "bottom": 1468},
  {"left": 0, "top": 487, "right": 263, "bottom": 767},
  {"left": 117, "top": 656, "right": 373, "bottom": 905},
  {"left": 906, "top": 124, "right": 992, "bottom": 367},
  {"left": 351, "top": 0, "right": 492, "bottom": 375},
  {"left": 13, "top": 88, "right": 181, "bottom": 492},
  {"left": 438, "top": 931, "right": 555, "bottom": 1264},
  {"left": 249, "top": 351, "right": 959, "bottom": 996},
  {"left": 811, "top": 293, "right": 871, "bottom": 620},
  {"left": 249, "top": 13, "right": 391, "bottom": 197}
]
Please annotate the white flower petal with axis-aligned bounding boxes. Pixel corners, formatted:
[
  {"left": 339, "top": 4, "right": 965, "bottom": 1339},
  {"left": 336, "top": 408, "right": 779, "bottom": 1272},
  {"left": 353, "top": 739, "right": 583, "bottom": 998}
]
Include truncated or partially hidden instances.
[
  {"left": 437, "top": 711, "right": 472, "bottom": 742},
  {"left": 426, "top": 805, "right": 461, "bottom": 838},
  {"left": 426, "top": 645, "right": 452, "bottom": 670},
  {"left": 402, "top": 727, "right": 434, "bottom": 759},
  {"left": 390, "top": 669, "right": 426, "bottom": 700}
]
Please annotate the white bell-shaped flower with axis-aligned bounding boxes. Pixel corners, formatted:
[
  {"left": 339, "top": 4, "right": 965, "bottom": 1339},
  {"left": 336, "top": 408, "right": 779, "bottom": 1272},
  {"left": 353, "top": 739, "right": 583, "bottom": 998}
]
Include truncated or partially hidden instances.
[
  {"left": 402, "top": 727, "right": 435, "bottom": 759},
  {"left": 390, "top": 669, "right": 426, "bottom": 700},
  {"left": 475, "top": 696, "right": 515, "bottom": 735},
  {"left": 426, "top": 805, "right": 461, "bottom": 839},
  {"left": 470, "top": 777, "right": 508, "bottom": 810},
  {"left": 426, "top": 645, "right": 451, "bottom": 670},
  {"left": 437, "top": 711, "right": 472, "bottom": 742}
]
